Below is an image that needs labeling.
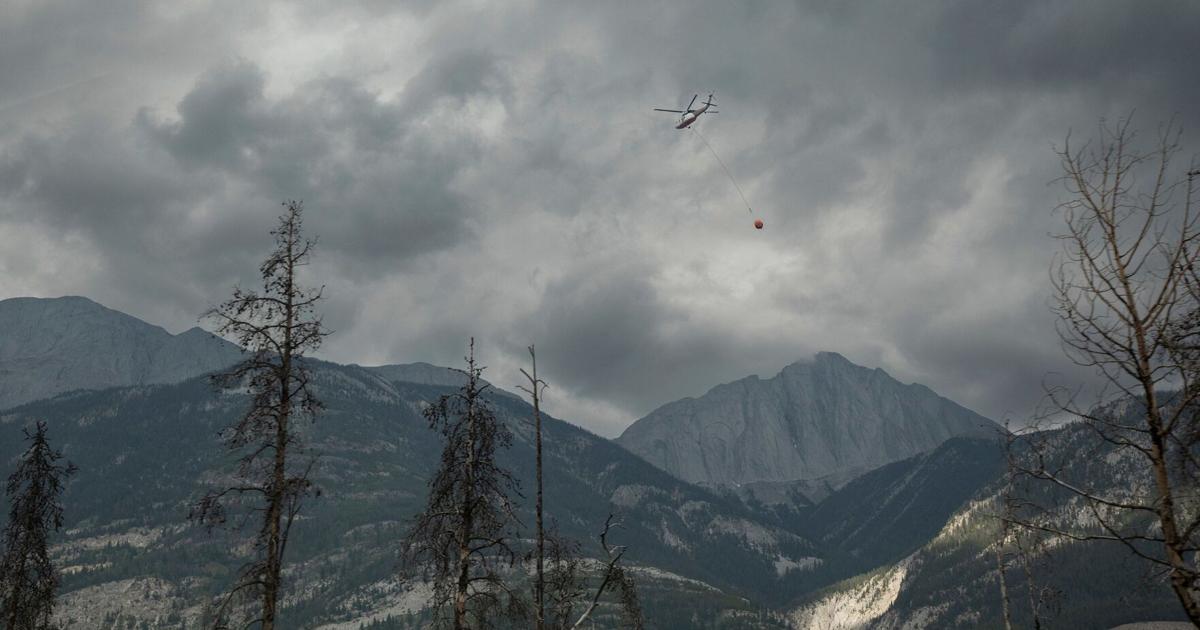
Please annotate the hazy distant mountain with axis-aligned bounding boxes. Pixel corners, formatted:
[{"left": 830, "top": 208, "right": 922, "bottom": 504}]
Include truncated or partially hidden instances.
[
  {"left": 0, "top": 296, "right": 242, "bottom": 409},
  {"left": 616, "top": 352, "right": 997, "bottom": 488}
]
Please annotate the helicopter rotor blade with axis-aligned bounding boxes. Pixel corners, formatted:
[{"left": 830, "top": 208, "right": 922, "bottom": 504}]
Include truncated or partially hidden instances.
[
  {"left": 687, "top": 94, "right": 698, "bottom": 111},
  {"left": 654, "top": 108, "right": 685, "bottom": 113}
]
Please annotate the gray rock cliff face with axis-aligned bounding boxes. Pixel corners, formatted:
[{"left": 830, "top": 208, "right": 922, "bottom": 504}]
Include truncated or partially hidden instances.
[
  {"left": 615, "top": 352, "right": 996, "bottom": 487},
  {"left": 0, "top": 296, "right": 242, "bottom": 409}
]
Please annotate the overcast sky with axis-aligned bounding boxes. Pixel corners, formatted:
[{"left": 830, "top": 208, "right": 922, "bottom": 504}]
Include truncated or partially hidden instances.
[{"left": 2, "top": 1, "right": 1199, "bottom": 436}]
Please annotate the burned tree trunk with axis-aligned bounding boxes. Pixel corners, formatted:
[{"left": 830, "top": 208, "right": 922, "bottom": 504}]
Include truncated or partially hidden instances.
[
  {"left": 191, "top": 201, "right": 328, "bottom": 630},
  {"left": 518, "top": 345, "right": 549, "bottom": 630},
  {"left": 515, "top": 349, "right": 643, "bottom": 630}
]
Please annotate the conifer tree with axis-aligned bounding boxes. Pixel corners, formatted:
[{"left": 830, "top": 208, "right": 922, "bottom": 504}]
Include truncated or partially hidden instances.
[
  {"left": 0, "top": 421, "right": 76, "bottom": 630},
  {"left": 401, "top": 339, "right": 523, "bottom": 629}
]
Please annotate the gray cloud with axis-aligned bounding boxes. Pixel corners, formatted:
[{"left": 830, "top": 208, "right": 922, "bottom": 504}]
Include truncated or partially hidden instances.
[
  {"left": 2, "top": 0, "right": 1199, "bottom": 436},
  {"left": 136, "top": 58, "right": 486, "bottom": 278}
]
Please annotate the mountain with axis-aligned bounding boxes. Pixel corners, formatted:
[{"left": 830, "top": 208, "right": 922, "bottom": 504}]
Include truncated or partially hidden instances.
[
  {"left": 360, "top": 361, "right": 521, "bottom": 401},
  {"left": 788, "top": 422, "right": 1190, "bottom": 629},
  {"left": 3, "top": 356, "right": 1017, "bottom": 628},
  {"left": 798, "top": 437, "right": 1005, "bottom": 582},
  {"left": 0, "top": 361, "right": 818, "bottom": 628},
  {"left": 0, "top": 296, "right": 243, "bottom": 409},
  {"left": 616, "top": 352, "right": 997, "bottom": 488},
  {"left": 4, "top": 297, "right": 1177, "bottom": 627},
  {"left": 0, "top": 299, "right": 1007, "bottom": 627},
  {"left": 360, "top": 361, "right": 470, "bottom": 388}
]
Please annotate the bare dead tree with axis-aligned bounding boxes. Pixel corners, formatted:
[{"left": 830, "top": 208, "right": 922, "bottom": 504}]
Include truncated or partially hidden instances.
[
  {"left": 0, "top": 421, "right": 76, "bottom": 630},
  {"left": 996, "top": 424, "right": 1051, "bottom": 630},
  {"left": 1012, "top": 521, "right": 1051, "bottom": 630},
  {"left": 401, "top": 339, "right": 524, "bottom": 629},
  {"left": 1009, "top": 117, "right": 1200, "bottom": 625},
  {"left": 540, "top": 530, "right": 583, "bottom": 628},
  {"left": 514, "top": 347, "right": 643, "bottom": 630},
  {"left": 993, "top": 513, "right": 1014, "bottom": 630},
  {"left": 190, "top": 201, "right": 329, "bottom": 630},
  {"left": 516, "top": 345, "right": 549, "bottom": 630},
  {"left": 527, "top": 516, "right": 641, "bottom": 630},
  {"left": 563, "top": 514, "right": 643, "bottom": 630}
]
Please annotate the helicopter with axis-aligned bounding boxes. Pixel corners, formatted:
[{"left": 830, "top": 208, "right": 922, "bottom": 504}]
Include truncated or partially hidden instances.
[
  {"left": 654, "top": 93, "right": 717, "bottom": 129},
  {"left": 651, "top": 92, "right": 763, "bottom": 230}
]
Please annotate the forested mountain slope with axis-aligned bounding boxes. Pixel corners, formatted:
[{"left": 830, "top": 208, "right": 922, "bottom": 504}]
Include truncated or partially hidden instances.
[
  {"left": 0, "top": 362, "right": 818, "bottom": 628},
  {"left": 789, "top": 423, "right": 1190, "bottom": 629}
]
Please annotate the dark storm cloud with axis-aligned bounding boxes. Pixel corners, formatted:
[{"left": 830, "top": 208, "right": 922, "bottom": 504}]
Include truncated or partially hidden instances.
[
  {"left": 2, "top": 0, "right": 1199, "bottom": 434},
  {"left": 520, "top": 255, "right": 824, "bottom": 422},
  {"left": 131, "top": 56, "right": 490, "bottom": 286},
  {"left": 0, "top": 112, "right": 262, "bottom": 313},
  {"left": 928, "top": 2, "right": 1200, "bottom": 93},
  {"left": 1, "top": 44, "right": 492, "bottom": 330},
  {"left": 532, "top": 258, "right": 680, "bottom": 402},
  {"left": 142, "top": 61, "right": 272, "bottom": 170}
]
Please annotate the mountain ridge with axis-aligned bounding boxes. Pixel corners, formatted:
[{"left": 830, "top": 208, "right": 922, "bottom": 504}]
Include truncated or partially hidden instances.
[
  {"left": 0, "top": 296, "right": 244, "bottom": 410},
  {"left": 1, "top": 359, "right": 819, "bottom": 628},
  {"left": 0, "top": 295, "right": 1035, "bottom": 627}
]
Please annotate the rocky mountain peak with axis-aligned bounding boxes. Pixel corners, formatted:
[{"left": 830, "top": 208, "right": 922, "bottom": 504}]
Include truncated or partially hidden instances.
[
  {"left": 615, "top": 352, "right": 996, "bottom": 488},
  {"left": 0, "top": 295, "right": 242, "bottom": 409}
]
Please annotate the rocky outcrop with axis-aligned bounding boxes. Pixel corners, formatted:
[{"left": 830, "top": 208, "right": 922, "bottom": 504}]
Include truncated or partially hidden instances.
[
  {"left": 0, "top": 296, "right": 241, "bottom": 409},
  {"left": 615, "top": 352, "right": 995, "bottom": 487}
]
